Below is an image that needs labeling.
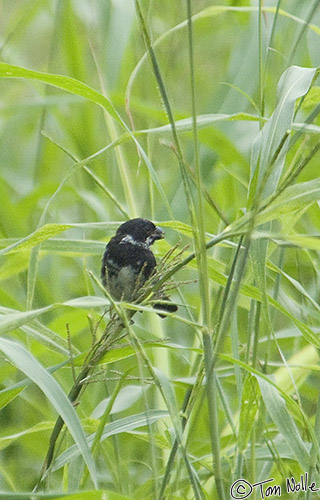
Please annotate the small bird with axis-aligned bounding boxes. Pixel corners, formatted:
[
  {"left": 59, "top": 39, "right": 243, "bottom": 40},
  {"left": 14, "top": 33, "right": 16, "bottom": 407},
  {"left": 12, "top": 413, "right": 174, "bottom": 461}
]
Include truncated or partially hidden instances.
[{"left": 101, "top": 218, "right": 177, "bottom": 315}]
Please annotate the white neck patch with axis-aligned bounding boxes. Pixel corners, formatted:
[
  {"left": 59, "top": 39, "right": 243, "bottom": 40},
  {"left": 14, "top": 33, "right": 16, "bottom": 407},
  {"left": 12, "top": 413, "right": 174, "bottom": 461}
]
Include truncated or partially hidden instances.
[{"left": 120, "top": 234, "right": 149, "bottom": 249}]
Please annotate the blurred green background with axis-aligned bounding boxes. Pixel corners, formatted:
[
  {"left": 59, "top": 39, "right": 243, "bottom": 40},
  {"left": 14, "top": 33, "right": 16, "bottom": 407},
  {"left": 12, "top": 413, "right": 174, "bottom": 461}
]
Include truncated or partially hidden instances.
[{"left": 0, "top": 1, "right": 320, "bottom": 498}]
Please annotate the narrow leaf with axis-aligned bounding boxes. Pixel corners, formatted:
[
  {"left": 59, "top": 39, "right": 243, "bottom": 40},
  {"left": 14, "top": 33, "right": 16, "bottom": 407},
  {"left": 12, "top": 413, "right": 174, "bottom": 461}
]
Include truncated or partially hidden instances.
[
  {"left": 0, "top": 338, "right": 97, "bottom": 486},
  {"left": 0, "top": 62, "right": 120, "bottom": 122},
  {"left": 256, "top": 375, "right": 310, "bottom": 470},
  {"left": 53, "top": 410, "right": 169, "bottom": 471}
]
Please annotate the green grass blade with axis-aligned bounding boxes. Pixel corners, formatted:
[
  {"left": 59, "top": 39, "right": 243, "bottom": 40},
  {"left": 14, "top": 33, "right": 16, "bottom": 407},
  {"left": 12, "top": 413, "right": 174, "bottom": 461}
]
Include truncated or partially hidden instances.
[
  {"left": 0, "top": 62, "right": 120, "bottom": 122},
  {"left": 0, "top": 338, "right": 97, "bottom": 487},
  {"left": 52, "top": 410, "right": 169, "bottom": 471},
  {"left": 256, "top": 376, "right": 310, "bottom": 470}
]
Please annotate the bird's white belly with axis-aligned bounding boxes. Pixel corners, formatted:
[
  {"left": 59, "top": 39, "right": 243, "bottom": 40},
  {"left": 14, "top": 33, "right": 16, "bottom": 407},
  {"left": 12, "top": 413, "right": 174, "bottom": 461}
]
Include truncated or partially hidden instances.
[{"left": 109, "top": 265, "right": 139, "bottom": 301}]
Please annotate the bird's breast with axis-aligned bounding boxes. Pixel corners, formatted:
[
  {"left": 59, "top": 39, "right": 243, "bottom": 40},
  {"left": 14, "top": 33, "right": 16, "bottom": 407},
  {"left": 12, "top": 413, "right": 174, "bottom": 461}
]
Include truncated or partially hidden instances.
[{"left": 108, "top": 265, "right": 141, "bottom": 301}]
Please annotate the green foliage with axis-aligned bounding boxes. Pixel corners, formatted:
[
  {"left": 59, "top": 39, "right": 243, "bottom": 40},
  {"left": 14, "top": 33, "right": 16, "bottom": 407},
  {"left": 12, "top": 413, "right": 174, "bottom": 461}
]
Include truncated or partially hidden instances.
[{"left": 0, "top": 1, "right": 320, "bottom": 499}]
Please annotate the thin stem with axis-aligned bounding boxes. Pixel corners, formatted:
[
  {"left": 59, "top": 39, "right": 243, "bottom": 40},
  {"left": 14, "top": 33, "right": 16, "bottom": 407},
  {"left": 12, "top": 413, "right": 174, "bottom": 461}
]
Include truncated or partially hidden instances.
[{"left": 36, "top": 313, "right": 128, "bottom": 487}]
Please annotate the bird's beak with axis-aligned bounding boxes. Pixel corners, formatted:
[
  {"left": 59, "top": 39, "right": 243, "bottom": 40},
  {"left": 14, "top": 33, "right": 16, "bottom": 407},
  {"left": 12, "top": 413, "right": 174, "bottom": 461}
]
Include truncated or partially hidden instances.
[
  {"left": 146, "top": 226, "right": 164, "bottom": 246},
  {"left": 153, "top": 226, "right": 164, "bottom": 240}
]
